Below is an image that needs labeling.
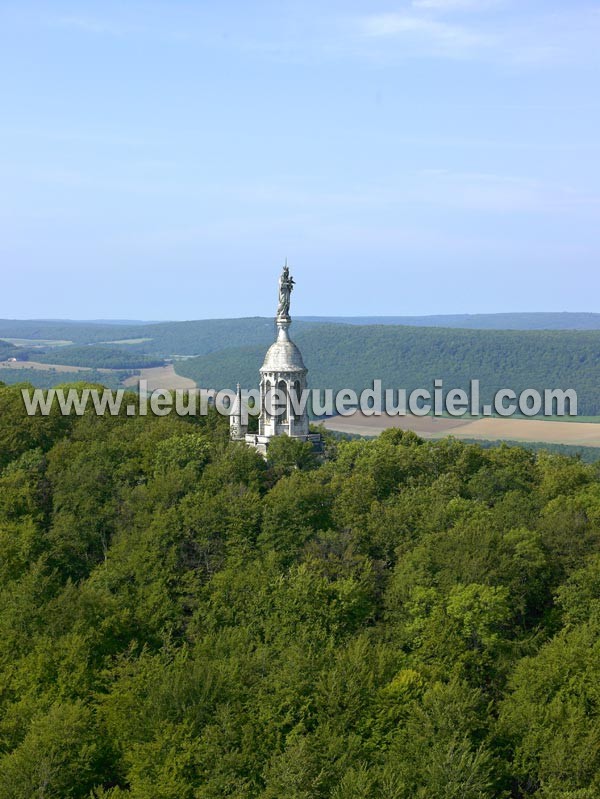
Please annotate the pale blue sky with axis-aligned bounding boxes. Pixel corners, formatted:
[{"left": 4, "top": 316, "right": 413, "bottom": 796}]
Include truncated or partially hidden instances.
[{"left": 1, "top": 0, "right": 599, "bottom": 319}]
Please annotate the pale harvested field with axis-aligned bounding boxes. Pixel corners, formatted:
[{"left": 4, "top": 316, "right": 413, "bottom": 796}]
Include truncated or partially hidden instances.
[
  {"left": 0, "top": 338, "right": 73, "bottom": 347},
  {"left": 1, "top": 360, "right": 197, "bottom": 391},
  {"left": 318, "top": 412, "right": 600, "bottom": 447},
  {"left": 100, "top": 337, "right": 153, "bottom": 345},
  {"left": 123, "top": 364, "right": 196, "bottom": 391}
]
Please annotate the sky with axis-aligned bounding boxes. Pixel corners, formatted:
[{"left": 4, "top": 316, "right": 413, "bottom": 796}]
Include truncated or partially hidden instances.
[{"left": 1, "top": 0, "right": 599, "bottom": 320}]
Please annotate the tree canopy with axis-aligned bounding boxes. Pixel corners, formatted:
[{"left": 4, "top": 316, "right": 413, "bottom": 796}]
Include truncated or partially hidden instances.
[{"left": 1, "top": 381, "right": 600, "bottom": 797}]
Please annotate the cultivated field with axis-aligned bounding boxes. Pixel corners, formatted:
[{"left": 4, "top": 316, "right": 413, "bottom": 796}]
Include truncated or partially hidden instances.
[
  {"left": 318, "top": 412, "right": 600, "bottom": 447},
  {"left": 0, "top": 360, "right": 197, "bottom": 392},
  {"left": 123, "top": 364, "right": 196, "bottom": 391}
]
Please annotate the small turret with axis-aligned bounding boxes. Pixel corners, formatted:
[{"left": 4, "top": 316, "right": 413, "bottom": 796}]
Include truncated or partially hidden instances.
[{"left": 229, "top": 383, "right": 247, "bottom": 440}]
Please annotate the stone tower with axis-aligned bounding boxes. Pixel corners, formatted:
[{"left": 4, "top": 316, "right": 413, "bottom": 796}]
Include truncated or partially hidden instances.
[
  {"left": 258, "top": 263, "right": 309, "bottom": 438},
  {"left": 230, "top": 263, "right": 321, "bottom": 455}
]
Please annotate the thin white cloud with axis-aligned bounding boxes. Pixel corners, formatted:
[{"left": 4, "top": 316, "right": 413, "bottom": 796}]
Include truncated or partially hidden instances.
[
  {"left": 359, "top": 13, "right": 490, "bottom": 55},
  {"left": 15, "top": 3, "right": 600, "bottom": 71},
  {"left": 354, "top": 5, "right": 600, "bottom": 66}
]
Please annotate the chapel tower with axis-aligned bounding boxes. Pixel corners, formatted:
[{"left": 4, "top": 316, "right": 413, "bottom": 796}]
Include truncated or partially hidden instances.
[{"left": 230, "top": 263, "right": 321, "bottom": 455}]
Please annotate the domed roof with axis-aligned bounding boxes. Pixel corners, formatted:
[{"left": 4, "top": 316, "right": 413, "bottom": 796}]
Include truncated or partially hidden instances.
[{"left": 260, "top": 325, "right": 306, "bottom": 373}]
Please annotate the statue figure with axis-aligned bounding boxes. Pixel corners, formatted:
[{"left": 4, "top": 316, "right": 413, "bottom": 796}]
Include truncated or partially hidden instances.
[{"left": 277, "top": 263, "right": 295, "bottom": 319}]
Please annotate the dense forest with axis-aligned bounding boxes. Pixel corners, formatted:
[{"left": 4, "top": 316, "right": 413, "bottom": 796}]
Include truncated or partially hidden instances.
[
  {"left": 1, "top": 380, "right": 600, "bottom": 797},
  {"left": 35, "top": 345, "right": 164, "bottom": 371},
  {"left": 176, "top": 325, "right": 600, "bottom": 416}
]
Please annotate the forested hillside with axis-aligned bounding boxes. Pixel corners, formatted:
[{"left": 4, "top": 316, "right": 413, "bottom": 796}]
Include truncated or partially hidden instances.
[
  {"left": 3, "top": 321, "right": 599, "bottom": 417},
  {"left": 2, "top": 311, "right": 600, "bottom": 351},
  {"left": 35, "top": 345, "right": 164, "bottom": 370},
  {"left": 2, "top": 312, "right": 600, "bottom": 358},
  {"left": 1, "top": 380, "right": 600, "bottom": 797},
  {"left": 0, "top": 318, "right": 315, "bottom": 356},
  {"left": 176, "top": 325, "right": 600, "bottom": 415},
  {"left": 299, "top": 312, "right": 600, "bottom": 330}
]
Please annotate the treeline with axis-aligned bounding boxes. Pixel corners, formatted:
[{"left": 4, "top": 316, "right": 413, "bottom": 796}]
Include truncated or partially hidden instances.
[
  {"left": 300, "top": 311, "right": 600, "bottom": 329},
  {"left": 176, "top": 324, "right": 600, "bottom": 415},
  {"left": 0, "top": 369, "right": 126, "bottom": 391},
  {"left": 1, "top": 380, "right": 600, "bottom": 797},
  {"left": 35, "top": 345, "right": 164, "bottom": 370},
  {"left": 465, "top": 437, "right": 600, "bottom": 464},
  {"left": 331, "top": 430, "right": 600, "bottom": 464}
]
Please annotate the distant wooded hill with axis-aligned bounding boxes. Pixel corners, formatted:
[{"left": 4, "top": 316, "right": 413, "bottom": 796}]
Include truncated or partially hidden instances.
[
  {"left": 1, "top": 317, "right": 599, "bottom": 415},
  {"left": 298, "top": 312, "right": 600, "bottom": 330},
  {"left": 175, "top": 325, "right": 600, "bottom": 416},
  {"left": 1, "top": 312, "right": 600, "bottom": 357},
  {"left": 0, "top": 318, "right": 307, "bottom": 356}
]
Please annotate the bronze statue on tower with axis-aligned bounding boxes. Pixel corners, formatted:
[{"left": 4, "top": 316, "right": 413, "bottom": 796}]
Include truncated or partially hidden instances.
[{"left": 277, "top": 262, "right": 295, "bottom": 320}]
